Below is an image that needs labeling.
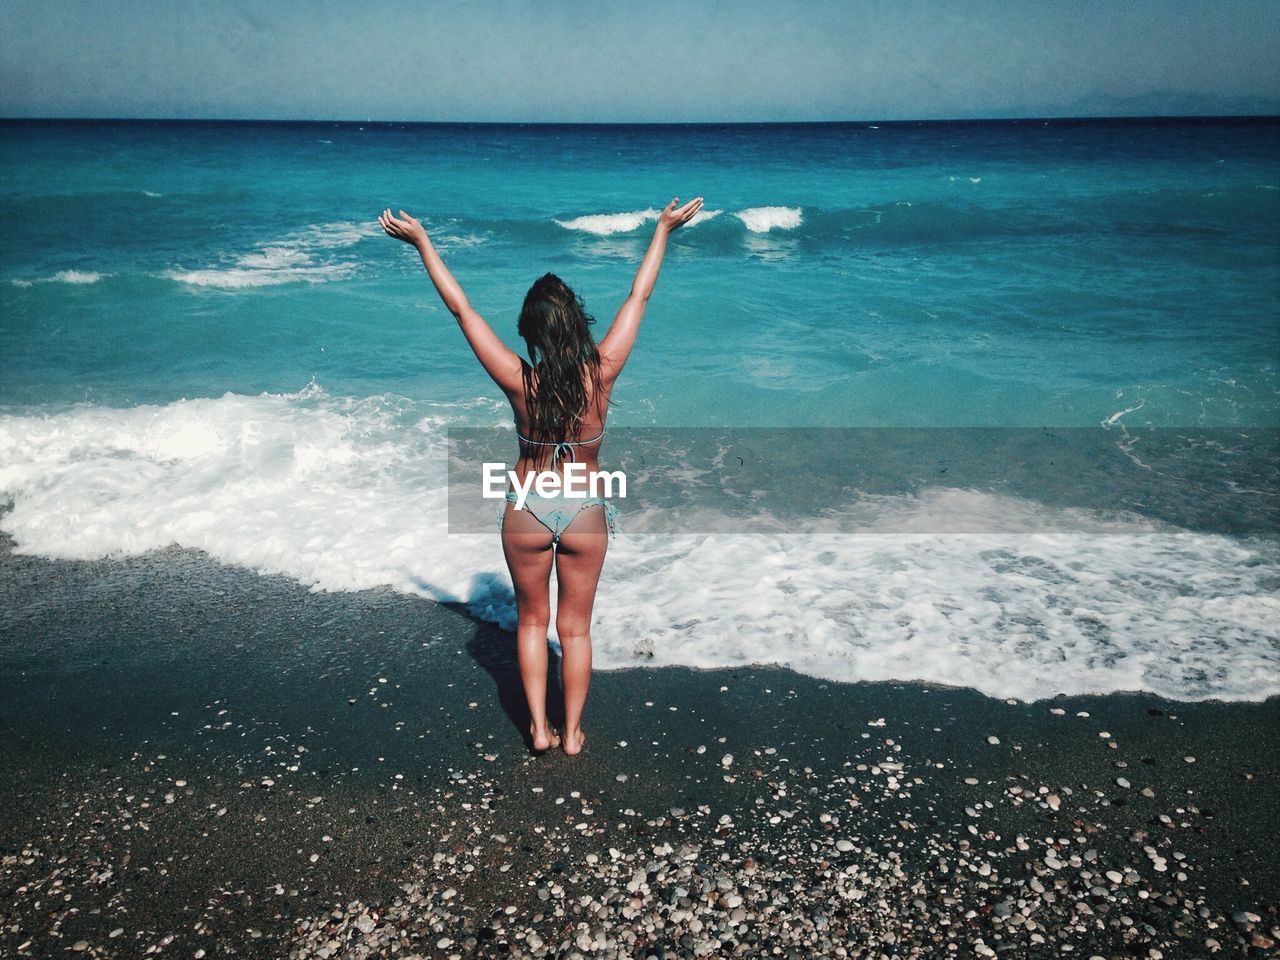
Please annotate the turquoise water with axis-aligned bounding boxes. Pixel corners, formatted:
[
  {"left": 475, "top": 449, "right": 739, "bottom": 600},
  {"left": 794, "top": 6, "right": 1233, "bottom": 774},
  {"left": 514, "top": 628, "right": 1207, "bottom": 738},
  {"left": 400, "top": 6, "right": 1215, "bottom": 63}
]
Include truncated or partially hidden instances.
[
  {"left": 2, "top": 118, "right": 1277, "bottom": 425},
  {"left": 1, "top": 119, "right": 1277, "bottom": 702}
]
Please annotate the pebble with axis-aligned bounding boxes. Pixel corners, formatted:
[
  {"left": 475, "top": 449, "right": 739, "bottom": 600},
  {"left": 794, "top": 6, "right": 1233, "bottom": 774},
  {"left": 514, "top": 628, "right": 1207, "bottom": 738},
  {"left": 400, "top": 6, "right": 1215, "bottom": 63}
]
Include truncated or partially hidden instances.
[{"left": 10, "top": 681, "right": 1259, "bottom": 960}]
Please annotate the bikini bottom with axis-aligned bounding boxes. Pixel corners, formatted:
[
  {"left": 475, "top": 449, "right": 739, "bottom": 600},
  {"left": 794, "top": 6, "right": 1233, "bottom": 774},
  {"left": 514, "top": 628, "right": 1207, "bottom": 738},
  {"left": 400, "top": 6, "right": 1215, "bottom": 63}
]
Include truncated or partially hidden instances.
[{"left": 498, "top": 490, "right": 619, "bottom": 545}]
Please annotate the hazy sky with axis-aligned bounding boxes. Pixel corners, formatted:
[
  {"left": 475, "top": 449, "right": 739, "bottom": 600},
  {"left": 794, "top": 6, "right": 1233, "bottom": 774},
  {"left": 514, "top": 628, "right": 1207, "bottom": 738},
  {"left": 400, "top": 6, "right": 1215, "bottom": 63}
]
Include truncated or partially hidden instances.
[{"left": 2, "top": 0, "right": 1278, "bottom": 122}]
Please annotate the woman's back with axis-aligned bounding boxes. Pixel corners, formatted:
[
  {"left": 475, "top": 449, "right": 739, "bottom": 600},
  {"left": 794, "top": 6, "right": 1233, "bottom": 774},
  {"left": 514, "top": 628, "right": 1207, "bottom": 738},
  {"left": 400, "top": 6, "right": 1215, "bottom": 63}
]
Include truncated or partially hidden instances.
[{"left": 510, "top": 360, "right": 609, "bottom": 478}]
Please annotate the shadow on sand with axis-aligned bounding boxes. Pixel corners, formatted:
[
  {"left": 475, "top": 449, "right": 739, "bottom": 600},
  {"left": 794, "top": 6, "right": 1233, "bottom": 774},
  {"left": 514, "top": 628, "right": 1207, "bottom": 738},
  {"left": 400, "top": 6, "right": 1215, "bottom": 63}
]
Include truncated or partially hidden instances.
[{"left": 412, "top": 571, "right": 566, "bottom": 751}]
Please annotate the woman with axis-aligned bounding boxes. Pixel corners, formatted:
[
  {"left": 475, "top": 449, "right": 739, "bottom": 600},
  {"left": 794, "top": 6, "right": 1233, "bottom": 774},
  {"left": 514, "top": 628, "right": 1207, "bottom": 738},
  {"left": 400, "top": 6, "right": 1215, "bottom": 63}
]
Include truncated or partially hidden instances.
[{"left": 379, "top": 196, "right": 703, "bottom": 755}]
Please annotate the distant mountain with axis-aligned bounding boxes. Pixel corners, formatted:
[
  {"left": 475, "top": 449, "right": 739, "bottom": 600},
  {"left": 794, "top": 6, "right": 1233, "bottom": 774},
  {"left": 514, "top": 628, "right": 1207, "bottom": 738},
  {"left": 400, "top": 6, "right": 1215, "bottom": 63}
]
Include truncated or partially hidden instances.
[{"left": 1043, "top": 89, "right": 1280, "bottom": 118}]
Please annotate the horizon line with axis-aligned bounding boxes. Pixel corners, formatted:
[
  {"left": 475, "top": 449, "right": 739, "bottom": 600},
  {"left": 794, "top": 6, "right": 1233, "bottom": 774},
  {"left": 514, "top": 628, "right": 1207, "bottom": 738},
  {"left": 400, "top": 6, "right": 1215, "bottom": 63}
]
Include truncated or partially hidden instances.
[{"left": 2, "top": 113, "right": 1278, "bottom": 127}]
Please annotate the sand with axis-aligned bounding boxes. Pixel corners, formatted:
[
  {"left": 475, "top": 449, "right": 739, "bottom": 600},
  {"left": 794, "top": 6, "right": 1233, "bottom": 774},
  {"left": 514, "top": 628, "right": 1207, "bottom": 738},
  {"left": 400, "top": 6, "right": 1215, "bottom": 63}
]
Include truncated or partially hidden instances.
[{"left": 1, "top": 537, "right": 1277, "bottom": 958}]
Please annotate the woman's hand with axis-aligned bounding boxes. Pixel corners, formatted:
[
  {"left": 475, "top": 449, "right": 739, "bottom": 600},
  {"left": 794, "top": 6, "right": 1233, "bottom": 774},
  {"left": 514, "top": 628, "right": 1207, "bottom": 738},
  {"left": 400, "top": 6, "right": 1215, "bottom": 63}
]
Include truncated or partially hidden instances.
[
  {"left": 656, "top": 195, "right": 703, "bottom": 233},
  {"left": 379, "top": 208, "right": 429, "bottom": 248}
]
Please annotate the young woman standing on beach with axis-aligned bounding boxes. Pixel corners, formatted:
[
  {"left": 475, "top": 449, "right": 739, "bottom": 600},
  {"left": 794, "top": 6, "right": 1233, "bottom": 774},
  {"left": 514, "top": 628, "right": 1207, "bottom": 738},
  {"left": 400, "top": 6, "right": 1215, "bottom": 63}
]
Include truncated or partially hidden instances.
[{"left": 379, "top": 197, "right": 702, "bottom": 755}]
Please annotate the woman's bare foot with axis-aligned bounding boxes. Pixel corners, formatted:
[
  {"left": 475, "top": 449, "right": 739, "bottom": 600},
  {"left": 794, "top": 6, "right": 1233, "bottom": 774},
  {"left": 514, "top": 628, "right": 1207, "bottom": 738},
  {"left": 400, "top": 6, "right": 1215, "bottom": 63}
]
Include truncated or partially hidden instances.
[
  {"left": 530, "top": 722, "right": 561, "bottom": 753},
  {"left": 561, "top": 727, "right": 586, "bottom": 756}
]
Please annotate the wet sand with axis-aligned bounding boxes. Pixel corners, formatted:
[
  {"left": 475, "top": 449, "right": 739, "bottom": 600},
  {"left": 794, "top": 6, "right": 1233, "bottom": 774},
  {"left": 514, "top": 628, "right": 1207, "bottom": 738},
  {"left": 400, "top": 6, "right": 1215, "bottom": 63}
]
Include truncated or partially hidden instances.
[{"left": 1, "top": 537, "right": 1277, "bottom": 958}]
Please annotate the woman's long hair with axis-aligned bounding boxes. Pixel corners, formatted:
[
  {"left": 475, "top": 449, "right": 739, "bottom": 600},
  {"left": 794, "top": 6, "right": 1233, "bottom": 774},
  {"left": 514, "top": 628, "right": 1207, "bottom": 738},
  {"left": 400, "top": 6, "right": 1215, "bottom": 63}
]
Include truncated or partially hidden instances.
[{"left": 517, "top": 273, "right": 605, "bottom": 442}]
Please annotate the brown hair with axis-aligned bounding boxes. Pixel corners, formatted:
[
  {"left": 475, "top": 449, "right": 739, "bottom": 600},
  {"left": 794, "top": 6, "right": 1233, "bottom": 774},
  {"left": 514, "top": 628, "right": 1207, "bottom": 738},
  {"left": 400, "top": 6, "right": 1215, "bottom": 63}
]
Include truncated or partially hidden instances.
[{"left": 516, "top": 273, "right": 605, "bottom": 443}]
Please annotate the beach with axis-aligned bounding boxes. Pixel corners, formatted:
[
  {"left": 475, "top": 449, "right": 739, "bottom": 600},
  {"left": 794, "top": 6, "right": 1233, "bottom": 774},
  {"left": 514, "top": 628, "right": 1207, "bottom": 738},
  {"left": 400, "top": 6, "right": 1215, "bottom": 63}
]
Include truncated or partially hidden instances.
[
  {"left": 2, "top": 534, "right": 1277, "bottom": 959},
  {"left": 1, "top": 116, "right": 1278, "bottom": 959},
  {"left": 2, "top": 0, "right": 1279, "bottom": 950}
]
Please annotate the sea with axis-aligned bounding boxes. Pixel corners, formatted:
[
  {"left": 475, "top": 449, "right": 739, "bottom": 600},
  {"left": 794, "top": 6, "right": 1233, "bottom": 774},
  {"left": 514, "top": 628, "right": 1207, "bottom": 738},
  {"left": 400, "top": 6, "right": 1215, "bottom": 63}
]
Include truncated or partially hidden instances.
[{"left": 1, "top": 117, "right": 1277, "bottom": 702}]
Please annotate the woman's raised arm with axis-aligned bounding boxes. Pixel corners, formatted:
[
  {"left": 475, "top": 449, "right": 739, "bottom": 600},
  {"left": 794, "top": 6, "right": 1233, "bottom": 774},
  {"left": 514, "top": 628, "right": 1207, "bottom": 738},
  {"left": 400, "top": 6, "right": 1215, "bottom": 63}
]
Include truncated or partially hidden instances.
[
  {"left": 379, "top": 208, "right": 524, "bottom": 396},
  {"left": 598, "top": 195, "right": 702, "bottom": 383}
]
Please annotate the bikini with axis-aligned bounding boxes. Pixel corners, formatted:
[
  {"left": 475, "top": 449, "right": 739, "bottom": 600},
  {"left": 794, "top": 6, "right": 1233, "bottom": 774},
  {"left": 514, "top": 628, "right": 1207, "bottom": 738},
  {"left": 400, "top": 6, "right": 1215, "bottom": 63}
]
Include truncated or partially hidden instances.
[{"left": 497, "top": 426, "right": 619, "bottom": 544}]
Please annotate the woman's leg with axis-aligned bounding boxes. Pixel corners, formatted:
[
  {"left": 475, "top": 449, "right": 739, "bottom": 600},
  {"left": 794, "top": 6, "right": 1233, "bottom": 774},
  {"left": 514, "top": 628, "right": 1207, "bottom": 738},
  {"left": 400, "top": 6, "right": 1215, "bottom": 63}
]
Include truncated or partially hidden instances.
[
  {"left": 553, "top": 506, "right": 609, "bottom": 755},
  {"left": 501, "top": 503, "right": 558, "bottom": 750}
]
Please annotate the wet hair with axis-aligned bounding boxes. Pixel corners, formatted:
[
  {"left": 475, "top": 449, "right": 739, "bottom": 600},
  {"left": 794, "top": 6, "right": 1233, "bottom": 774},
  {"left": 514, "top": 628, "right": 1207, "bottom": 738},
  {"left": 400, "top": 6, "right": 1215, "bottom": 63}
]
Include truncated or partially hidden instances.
[{"left": 516, "top": 273, "right": 605, "bottom": 443}]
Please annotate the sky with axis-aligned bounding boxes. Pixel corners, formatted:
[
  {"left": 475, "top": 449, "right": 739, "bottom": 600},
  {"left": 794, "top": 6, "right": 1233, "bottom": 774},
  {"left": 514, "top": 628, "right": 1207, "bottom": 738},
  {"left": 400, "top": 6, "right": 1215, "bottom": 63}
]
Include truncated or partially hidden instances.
[{"left": 1, "top": 0, "right": 1278, "bottom": 123}]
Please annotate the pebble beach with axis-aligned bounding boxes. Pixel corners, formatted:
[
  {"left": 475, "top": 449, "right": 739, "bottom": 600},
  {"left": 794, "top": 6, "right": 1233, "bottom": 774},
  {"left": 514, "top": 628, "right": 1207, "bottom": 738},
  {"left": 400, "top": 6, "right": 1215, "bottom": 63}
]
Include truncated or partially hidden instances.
[
  {"left": 1, "top": 536, "right": 1276, "bottom": 959},
  {"left": 2, "top": 26, "right": 1278, "bottom": 960}
]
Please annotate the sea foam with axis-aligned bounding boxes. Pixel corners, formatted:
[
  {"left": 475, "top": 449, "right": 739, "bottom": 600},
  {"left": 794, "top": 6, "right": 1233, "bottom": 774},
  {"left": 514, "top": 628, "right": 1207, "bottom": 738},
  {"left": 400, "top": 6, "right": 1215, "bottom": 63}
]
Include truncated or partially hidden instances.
[
  {"left": 735, "top": 206, "right": 803, "bottom": 232},
  {"left": 554, "top": 209, "right": 660, "bottom": 235},
  {"left": 9, "top": 270, "right": 105, "bottom": 287},
  {"left": 554, "top": 206, "right": 787, "bottom": 235},
  {"left": 1, "top": 388, "right": 1275, "bottom": 704},
  {"left": 166, "top": 220, "right": 376, "bottom": 288}
]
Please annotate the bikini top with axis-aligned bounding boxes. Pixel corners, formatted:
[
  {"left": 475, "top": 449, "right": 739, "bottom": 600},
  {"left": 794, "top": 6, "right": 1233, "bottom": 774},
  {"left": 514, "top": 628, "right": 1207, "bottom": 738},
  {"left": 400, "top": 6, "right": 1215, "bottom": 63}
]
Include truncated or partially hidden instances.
[{"left": 516, "top": 426, "right": 605, "bottom": 468}]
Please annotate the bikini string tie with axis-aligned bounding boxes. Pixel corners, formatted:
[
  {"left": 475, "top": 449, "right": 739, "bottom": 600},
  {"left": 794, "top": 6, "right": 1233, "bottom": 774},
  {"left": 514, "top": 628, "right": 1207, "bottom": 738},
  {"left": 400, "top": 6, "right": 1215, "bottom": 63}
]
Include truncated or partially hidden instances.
[{"left": 551, "top": 442, "right": 575, "bottom": 469}]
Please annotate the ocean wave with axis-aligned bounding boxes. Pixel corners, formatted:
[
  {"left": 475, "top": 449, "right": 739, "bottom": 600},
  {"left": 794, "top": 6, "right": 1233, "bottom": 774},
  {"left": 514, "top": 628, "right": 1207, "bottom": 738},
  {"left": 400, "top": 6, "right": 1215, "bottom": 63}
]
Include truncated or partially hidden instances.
[
  {"left": 554, "top": 206, "right": 786, "bottom": 236},
  {"left": 545, "top": 193, "right": 1256, "bottom": 248},
  {"left": 734, "top": 206, "right": 803, "bottom": 232},
  {"left": 166, "top": 220, "right": 377, "bottom": 289},
  {"left": 1, "top": 389, "right": 1276, "bottom": 704},
  {"left": 433, "top": 231, "right": 488, "bottom": 249},
  {"left": 554, "top": 209, "right": 660, "bottom": 235},
  {"left": 9, "top": 270, "right": 106, "bottom": 287},
  {"left": 298, "top": 220, "right": 379, "bottom": 249},
  {"left": 165, "top": 263, "right": 354, "bottom": 289},
  {"left": 507, "top": 199, "right": 1157, "bottom": 249}
]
